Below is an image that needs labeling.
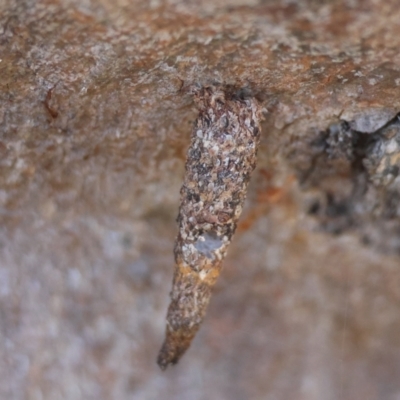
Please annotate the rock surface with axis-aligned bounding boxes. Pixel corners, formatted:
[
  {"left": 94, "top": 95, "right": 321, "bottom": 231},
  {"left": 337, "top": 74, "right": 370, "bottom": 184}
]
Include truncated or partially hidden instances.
[{"left": 1, "top": 0, "right": 400, "bottom": 399}]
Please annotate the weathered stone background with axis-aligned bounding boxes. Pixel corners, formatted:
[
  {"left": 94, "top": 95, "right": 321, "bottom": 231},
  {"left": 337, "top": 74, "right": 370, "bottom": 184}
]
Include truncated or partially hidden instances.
[{"left": 1, "top": 0, "right": 400, "bottom": 398}]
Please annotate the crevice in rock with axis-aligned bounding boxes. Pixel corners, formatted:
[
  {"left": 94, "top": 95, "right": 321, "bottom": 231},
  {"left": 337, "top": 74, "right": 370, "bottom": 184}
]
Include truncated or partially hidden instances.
[{"left": 288, "top": 112, "right": 400, "bottom": 253}]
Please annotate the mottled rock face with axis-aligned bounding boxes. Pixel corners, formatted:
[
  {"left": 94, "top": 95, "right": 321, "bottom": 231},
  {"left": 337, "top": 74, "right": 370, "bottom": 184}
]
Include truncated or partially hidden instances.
[
  {"left": 288, "top": 114, "right": 400, "bottom": 253},
  {"left": 1, "top": 0, "right": 400, "bottom": 399}
]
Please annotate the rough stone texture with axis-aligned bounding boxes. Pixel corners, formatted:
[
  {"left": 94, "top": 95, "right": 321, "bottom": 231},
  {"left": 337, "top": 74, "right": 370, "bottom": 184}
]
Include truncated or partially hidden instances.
[{"left": 1, "top": 0, "right": 400, "bottom": 399}]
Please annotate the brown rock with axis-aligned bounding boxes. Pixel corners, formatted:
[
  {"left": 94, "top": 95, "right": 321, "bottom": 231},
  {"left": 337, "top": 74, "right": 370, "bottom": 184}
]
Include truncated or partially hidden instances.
[{"left": 1, "top": 0, "right": 400, "bottom": 399}]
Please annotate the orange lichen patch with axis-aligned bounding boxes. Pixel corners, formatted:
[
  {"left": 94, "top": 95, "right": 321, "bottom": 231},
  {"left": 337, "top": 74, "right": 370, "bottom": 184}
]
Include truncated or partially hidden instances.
[
  {"left": 69, "top": 9, "right": 97, "bottom": 25},
  {"left": 237, "top": 208, "right": 265, "bottom": 233},
  {"left": 238, "top": 174, "right": 296, "bottom": 233},
  {"left": 257, "top": 186, "right": 285, "bottom": 204}
]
